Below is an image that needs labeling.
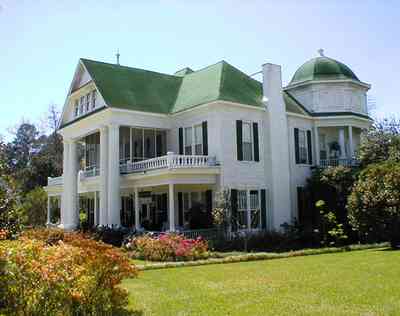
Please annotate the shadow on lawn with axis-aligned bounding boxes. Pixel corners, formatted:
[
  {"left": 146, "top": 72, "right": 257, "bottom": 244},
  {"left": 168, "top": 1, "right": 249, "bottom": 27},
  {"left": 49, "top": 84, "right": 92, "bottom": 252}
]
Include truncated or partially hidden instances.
[{"left": 377, "top": 247, "right": 400, "bottom": 252}]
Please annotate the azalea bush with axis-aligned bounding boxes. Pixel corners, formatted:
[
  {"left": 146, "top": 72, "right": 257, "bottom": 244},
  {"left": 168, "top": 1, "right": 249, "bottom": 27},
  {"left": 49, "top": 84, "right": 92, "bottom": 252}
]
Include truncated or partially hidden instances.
[
  {"left": 125, "top": 233, "right": 209, "bottom": 261},
  {"left": 0, "top": 229, "right": 138, "bottom": 315}
]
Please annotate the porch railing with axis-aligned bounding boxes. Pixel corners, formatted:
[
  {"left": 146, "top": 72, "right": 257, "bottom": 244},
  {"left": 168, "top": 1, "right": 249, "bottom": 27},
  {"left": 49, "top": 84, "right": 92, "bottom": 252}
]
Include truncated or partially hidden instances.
[
  {"left": 79, "top": 167, "right": 100, "bottom": 180},
  {"left": 120, "top": 153, "right": 217, "bottom": 174},
  {"left": 319, "top": 158, "right": 359, "bottom": 168},
  {"left": 47, "top": 176, "right": 63, "bottom": 186},
  {"left": 179, "top": 228, "right": 221, "bottom": 241}
]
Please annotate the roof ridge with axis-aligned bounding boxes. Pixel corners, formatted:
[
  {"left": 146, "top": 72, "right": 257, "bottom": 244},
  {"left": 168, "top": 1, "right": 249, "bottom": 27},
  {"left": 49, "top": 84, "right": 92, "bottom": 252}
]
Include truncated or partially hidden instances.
[{"left": 80, "top": 58, "right": 179, "bottom": 79}]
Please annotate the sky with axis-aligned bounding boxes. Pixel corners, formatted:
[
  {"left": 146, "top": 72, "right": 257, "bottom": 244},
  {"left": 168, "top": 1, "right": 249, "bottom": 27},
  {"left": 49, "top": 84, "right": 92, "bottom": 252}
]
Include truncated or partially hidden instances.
[{"left": 1, "top": 0, "right": 399, "bottom": 138}]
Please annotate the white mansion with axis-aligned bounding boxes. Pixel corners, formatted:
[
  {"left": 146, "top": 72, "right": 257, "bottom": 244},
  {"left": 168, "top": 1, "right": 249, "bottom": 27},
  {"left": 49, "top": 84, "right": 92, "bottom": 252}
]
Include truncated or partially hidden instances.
[{"left": 45, "top": 50, "right": 372, "bottom": 232}]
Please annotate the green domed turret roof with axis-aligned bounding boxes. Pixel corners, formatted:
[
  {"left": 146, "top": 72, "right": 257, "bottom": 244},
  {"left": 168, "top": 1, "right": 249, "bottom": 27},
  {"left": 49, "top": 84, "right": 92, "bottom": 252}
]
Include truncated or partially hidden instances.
[{"left": 290, "top": 51, "right": 359, "bottom": 85}]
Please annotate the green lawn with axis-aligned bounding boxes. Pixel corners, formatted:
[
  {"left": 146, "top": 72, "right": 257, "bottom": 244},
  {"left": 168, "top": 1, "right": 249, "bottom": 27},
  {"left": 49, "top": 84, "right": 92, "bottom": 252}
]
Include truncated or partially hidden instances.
[{"left": 123, "top": 248, "right": 400, "bottom": 316}]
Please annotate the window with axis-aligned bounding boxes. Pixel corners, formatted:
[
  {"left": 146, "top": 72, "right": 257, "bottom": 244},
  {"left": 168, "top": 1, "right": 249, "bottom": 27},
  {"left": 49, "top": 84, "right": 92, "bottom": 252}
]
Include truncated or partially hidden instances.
[
  {"left": 129, "top": 127, "right": 166, "bottom": 162},
  {"left": 298, "top": 130, "right": 308, "bottom": 164},
  {"left": 183, "top": 192, "right": 190, "bottom": 223},
  {"left": 242, "top": 122, "right": 253, "bottom": 161},
  {"left": 319, "top": 134, "right": 327, "bottom": 160},
  {"left": 237, "top": 190, "right": 248, "bottom": 229},
  {"left": 74, "top": 100, "right": 79, "bottom": 117},
  {"left": 85, "top": 93, "right": 90, "bottom": 112},
  {"left": 85, "top": 133, "right": 100, "bottom": 170},
  {"left": 194, "top": 124, "right": 203, "bottom": 155},
  {"left": 184, "top": 127, "right": 192, "bottom": 155},
  {"left": 131, "top": 128, "right": 143, "bottom": 162},
  {"left": 79, "top": 96, "right": 85, "bottom": 115},
  {"left": 119, "top": 127, "right": 131, "bottom": 163},
  {"left": 91, "top": 90, "right": 97, "bottom": 109},
  {"left": 249, "top": 190, "right": 261, "bottom": 229}
]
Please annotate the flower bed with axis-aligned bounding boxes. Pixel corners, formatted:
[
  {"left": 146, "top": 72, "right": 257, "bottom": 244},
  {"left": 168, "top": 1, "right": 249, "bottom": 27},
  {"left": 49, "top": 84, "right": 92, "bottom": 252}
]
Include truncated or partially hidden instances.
[
  {"left": 124, "top": 233, "right": 210, "bottom": 262},
  {"left": 0, "top": 229, "right": 138, "bottom": 316}
]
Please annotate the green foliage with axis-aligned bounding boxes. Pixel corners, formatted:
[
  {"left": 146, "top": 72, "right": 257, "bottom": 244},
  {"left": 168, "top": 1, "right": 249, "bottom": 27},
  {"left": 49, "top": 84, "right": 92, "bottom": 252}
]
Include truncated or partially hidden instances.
[
  {"left": 316, "top": 200, "right": 348, "bottom": 246},
  {"left": 348, "top": 162, "right": 400, "bottom": 248},
  {"left": 0, "top": 229, "right": 138, "bottom": 316},
  {"left": 19, "top": 187, "right": 47, "bottom": 227},
  {"left": 358, "top": 118, "right": 400, "bottom": 166},
  {"left": 306, "top": 166, "right": 357, "bottom": 242}
]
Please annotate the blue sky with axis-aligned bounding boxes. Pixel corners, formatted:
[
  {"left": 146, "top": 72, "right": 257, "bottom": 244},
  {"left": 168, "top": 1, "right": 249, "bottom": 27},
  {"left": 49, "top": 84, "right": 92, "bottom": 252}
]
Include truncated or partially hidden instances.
[{"left": 1, "top": 1, "right": 399, "bottom": 138}]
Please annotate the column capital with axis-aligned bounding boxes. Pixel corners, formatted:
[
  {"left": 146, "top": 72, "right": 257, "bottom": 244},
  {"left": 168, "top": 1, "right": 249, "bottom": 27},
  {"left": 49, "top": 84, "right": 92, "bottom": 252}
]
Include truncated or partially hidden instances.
[{"left": 108, "top": 123, "right": 119, "bottom": 130}]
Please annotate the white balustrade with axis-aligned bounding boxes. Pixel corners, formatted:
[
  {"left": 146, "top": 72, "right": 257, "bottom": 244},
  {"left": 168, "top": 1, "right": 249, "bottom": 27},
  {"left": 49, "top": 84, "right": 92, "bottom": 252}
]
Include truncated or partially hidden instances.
[
  {"left": 47, "top": 176, "right": 63, "bottom": 186},
  {"left": 120, "top": 153, "right": 217, "bottom": 174},
  {"left": 319, "top": 158, "right": 359, "bottom": 168}
]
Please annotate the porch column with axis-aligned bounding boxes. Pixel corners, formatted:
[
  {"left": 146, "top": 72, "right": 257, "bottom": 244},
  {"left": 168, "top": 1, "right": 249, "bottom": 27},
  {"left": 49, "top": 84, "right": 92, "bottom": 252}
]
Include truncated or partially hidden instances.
[
  {"left": 338, "top": 128, "right": 346, "bottom": 159},
  {"left": 107, "top": 124, "right": 121, "bottom": 227},
  {"left": 169, "top": 183, "right": 175, "bottom": 231},
  {"left": 60, "top": 140, "right": 69, "bottom": 228},
  {"left": 99, "top": 126, "right": 108, "bottom": 226},
  {"left": 348, "top": 125, "right": 354, "bottom": 158},
  {"left": 61, "top": 139, "right": 79, "bottom": 229},
  {"left": 93, "top": 191, "right": 98, "bottom": 226},
  {"left": 314, "top": 126, "right": 320, "bottom": 165},
  {"left": 134, "top": 187, "right": 140, "bottom": 230},
  {"left": 47, "top": 196, "right": 51, "bottom": 225}
]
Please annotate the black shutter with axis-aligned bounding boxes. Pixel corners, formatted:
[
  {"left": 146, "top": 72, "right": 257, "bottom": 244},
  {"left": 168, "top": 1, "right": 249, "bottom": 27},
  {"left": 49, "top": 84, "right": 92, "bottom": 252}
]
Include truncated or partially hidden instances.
[
  {"left": 261, "top": 189, "right": 267, "bottom": 229},
  {"left": 202, "top": 121, "right": 208, "bottom": 155},
  {"left": 205, "top": 190, "right": 212, "bottom": 227},
  {"left": 253, "top": 122, "right": 259, "bottom": 162},
  {"left": 230, "top": 189, "right": 238, "bottom": 231},
  {"left": 307, "top": 130, "right": 313, "bottom": 165},
  {"left": 294, "top": 128, "right": 300, "bottom": 164},
  {"left": 178, "top": 127, "right": 184, "bottom": 155},
  {"left": 178, "top": 192, "right": 183, "bottom": 227},
  {"left": 236, "top": 120, "right": 243, "bottom": 161}
]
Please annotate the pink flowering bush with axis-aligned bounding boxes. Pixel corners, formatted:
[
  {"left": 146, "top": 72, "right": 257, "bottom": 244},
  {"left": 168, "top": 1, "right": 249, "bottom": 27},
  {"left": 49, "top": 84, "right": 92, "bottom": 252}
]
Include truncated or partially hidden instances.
[{"left": 125, "top": 233, "right": 209, "bottom": 261}]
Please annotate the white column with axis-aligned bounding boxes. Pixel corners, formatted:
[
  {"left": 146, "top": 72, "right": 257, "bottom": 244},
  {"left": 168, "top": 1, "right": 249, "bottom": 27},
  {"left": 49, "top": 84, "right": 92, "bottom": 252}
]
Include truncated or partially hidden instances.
[
  {"left": 60, "top": 139, "right": 79, "bottom": 230},
  {"left": 134, "top": 187, "right": 140, "bottom": 230},
  {"left": 169, "top": 183, "right": 175, "bottom": 231},
  {"left": 99, "top": 126, "right": 108, "bottom": 226},
  {"left": 60, "top": 140, "right": 70, "bottom": 228},
  {"left": 69, "top": 140, "right": 79, "bottom": 228},
  {"left": 348, "top": 126, "right": 354, "bottom": 158},
  {"left": 93, "top": 191, "right": 98, "bottom": 226},
  {"left": 47, "top": 196, "right": 51, "bottom": 225},
  {"left": 107, "top": 124, "right": 121, "bottom": 227},
  {"left": 314, "top": 126, "right": 320, "bottom": 165},
  {"left": 339, "top": 128, "right": 346, "bottom": 159}
]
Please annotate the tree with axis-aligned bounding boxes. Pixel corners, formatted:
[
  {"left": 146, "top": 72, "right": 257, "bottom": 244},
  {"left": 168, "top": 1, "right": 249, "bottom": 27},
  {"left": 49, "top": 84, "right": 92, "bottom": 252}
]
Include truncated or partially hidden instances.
[
  {"left": 347, "top": 162, "right": 400, "bottom": 248},
  {"left": 19, "top": 187, "right": 47, "bottom": 227},
  {"left": 358, "top": 118, "right": 400, "bottom": 166}
]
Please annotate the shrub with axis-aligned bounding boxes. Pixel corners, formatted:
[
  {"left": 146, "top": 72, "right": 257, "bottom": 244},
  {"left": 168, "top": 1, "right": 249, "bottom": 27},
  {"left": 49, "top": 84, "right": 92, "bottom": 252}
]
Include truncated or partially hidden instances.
[
  {"left": 0, "top": 229, "right": 138, "bottom": 315},
  {"left": 19, "top": 187, "right": 47, "bottom": 227},
  {"left": 89, "top": 225, "right": 133, "bottom": 247},
  {"left": 125, "top": 233, "right": 209, "bottom": 261}
]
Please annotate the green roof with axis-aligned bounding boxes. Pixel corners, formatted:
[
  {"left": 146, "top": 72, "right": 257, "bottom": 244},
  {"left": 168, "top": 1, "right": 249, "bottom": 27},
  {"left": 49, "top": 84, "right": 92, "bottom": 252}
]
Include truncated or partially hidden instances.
[
  {"left": 290, "top": 56, "right": 360, "bottom": 85},
  {"left": 80, "top": 59, "right": 263, "bottom": 114}
]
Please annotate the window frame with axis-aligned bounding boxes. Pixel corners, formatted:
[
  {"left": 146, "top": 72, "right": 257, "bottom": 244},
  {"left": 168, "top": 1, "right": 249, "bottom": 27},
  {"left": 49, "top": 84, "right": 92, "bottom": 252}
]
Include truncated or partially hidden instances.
[
  {"left": 182, "top": 123, "right": 205, "bottom": 156},
  {"left": 236, "top": 189, "right": 262, "bottom": 231},
  {"left": 297, "top": 129, "right": 308, "bottom": 165},
  {"left": 91, "top": 90, "right": 97, "bottom": 109}
]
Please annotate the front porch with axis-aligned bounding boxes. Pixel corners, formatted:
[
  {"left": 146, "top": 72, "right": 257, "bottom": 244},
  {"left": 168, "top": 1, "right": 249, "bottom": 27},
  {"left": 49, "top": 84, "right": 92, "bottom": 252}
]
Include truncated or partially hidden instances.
[{"left": 314, "top": 125, "right": 364, "bottom": 168}]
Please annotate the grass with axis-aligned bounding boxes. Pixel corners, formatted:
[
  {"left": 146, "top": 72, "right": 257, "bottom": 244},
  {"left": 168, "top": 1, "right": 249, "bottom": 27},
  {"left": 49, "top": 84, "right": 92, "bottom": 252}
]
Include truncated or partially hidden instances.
[{"left": 123, "top": 248, "right": 400, "bottom": 315}]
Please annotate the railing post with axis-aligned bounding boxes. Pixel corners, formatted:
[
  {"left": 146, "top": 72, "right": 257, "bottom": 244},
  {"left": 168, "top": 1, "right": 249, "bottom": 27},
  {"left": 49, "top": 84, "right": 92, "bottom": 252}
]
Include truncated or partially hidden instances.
[{"left": 167, "top": 152, "right": 174, "bottom": 169}]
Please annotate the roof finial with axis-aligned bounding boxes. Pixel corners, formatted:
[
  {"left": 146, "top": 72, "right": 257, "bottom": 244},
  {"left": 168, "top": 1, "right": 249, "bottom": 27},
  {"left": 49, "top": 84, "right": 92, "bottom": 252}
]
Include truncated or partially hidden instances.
[
  {"left": 318, "top": 48, "right": 325, "bottom": 57},
  {"left": 116, "top": 49, "right": 120, "bottom": 65}
]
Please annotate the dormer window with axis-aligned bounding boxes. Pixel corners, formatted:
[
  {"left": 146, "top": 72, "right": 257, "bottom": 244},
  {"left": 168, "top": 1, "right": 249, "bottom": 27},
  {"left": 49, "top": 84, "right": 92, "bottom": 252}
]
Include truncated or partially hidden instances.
[
  {"left": 79, "top": 96, "right": 85, "bottom": 115},
  {"left": 85, "top": 93, "right": 90, "bottom": 112},
  {"left": 74, "top": 100, "right": 79, "bottom": 117},
  {"left": 91, "top": 90, "right": 97, "bottom": 109}
]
